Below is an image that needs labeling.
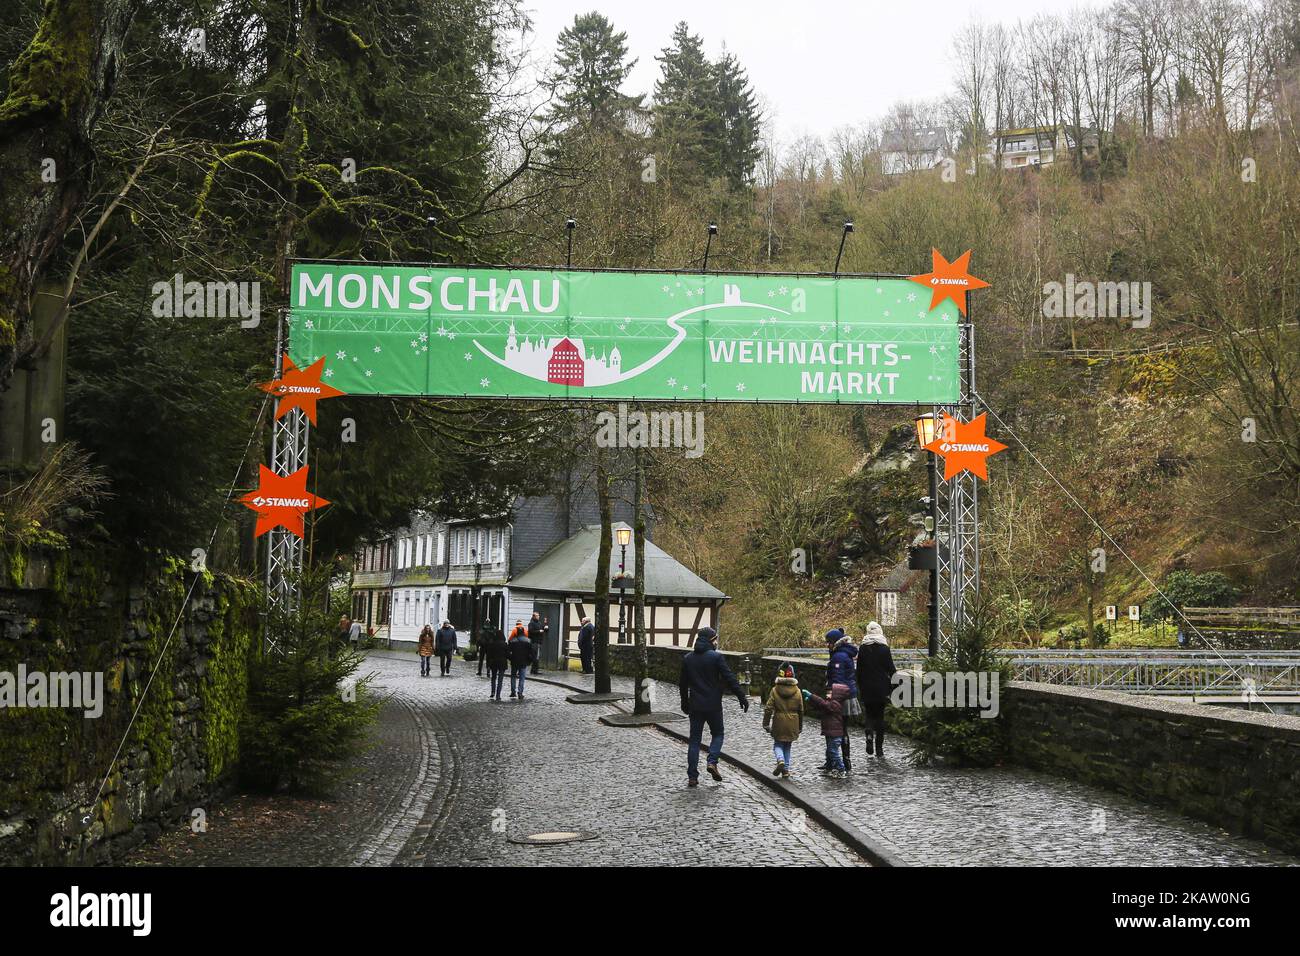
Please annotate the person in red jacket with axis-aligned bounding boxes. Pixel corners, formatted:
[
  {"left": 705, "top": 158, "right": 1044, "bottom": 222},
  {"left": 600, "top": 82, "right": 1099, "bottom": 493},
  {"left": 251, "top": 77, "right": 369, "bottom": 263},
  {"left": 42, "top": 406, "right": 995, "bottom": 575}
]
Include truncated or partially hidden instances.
[{"left": 506, "top": 621, "right": 534, "bottom": 699}]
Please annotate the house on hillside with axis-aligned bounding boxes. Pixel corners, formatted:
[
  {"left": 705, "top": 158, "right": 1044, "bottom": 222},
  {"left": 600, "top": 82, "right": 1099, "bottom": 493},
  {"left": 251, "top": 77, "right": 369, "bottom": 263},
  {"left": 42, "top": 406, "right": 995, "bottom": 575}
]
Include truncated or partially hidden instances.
[
  {"left": 872, "top": 556, "right": 928, "bottom": 636},
  {"left": 881, "top": 127, "right": 950, "bottom": 176},
  {"left": 980, "top": 124, "right": 1099, "bottom": 170}
]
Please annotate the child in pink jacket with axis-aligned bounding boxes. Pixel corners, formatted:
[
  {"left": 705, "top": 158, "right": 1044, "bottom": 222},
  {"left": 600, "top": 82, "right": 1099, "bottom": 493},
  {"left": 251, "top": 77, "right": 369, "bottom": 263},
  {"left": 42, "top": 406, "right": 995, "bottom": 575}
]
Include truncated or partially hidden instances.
[{"left": 803, "top": 683, "right": 852, "bottom": 778}]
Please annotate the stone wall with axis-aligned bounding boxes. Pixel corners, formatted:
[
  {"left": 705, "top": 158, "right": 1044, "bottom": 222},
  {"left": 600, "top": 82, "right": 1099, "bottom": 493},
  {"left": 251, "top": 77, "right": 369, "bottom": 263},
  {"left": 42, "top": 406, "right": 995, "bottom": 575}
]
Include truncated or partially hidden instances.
[
  {"left": 0, "top": 543, "right": 259, "bottom": 864},
  {"left": 606, "top": 642, "right": 759, "bottom": 693},
  {"left": 1002, "top": 681, "right": 1300, "bottom": 855}
]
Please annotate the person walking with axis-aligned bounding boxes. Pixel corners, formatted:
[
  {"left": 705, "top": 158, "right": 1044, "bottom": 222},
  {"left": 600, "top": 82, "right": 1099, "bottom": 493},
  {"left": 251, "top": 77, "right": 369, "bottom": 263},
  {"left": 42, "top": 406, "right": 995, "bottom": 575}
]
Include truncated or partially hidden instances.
[
  {"left": 527, "top": 611, "right": 548, "bottom": 675},
  {"left": 507, "top": 620, "right": 533, "bottom": 699},
  {"left": 678, "top": 627, "right": 749, "bottom": 787},
  {"left": 762, "top": 663, "right": 803, "bottom": 779},
  {"left": 435, "top": 619, "right": 457, "bottom": 676},
  {"left": 484, "top": 626, "right": 509, "bottom": 700},
  {"left": 475, "top": 617, "right": 497, "bottom": 676},
  {"left": 856, "top": 621, "right": 897, "bottom": 758},
  {"left": 803, "top": 683, "right": 851, "bottom": 778},
  {"left": 823, "top": 628, "right": 861, "bottom": 772},
  {"left": 576, "top": 616, "right": 595, "bottom": 673},
  {"left": 348, "top": 616, "right": 363, "bottom": 648},
  {"left": 417, "top": 624, "right": 435, "bottom": 677},
  {"left": 336, "top": 616, "right": 352, "bottom": 654}
]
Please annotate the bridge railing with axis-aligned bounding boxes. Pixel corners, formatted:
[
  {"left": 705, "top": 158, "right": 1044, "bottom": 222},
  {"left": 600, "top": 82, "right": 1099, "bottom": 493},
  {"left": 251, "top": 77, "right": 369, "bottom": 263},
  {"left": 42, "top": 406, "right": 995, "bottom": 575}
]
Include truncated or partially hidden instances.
[{"left": 761, "top": 647, "right": 1300, "bottom": 695}]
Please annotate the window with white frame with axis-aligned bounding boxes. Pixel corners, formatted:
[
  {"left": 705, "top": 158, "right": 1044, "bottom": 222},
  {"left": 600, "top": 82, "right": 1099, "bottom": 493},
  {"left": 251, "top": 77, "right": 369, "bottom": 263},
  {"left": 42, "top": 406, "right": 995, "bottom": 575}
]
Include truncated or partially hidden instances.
[
  {"left": 415, "top": 535, "right": 424, "bottom": 566},
  {"left": 436, "top": 531, "right": 445, "bottom": 564}
]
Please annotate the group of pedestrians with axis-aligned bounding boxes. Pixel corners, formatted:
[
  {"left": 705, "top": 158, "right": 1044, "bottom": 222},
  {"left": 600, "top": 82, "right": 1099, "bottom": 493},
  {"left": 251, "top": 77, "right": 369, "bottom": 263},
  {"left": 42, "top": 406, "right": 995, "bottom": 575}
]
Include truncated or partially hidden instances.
[
  {"left": 763, "top": 623, "right": 896, "bottom": 779},
  {"left": 413, "top": 608, "right": 897, "bottom": 787},
  {"left": 422, "top": 612, "right": 553, "bottom": 700},
  {"left": 679, "top": 621, "right": 897, "bottom": 787}
]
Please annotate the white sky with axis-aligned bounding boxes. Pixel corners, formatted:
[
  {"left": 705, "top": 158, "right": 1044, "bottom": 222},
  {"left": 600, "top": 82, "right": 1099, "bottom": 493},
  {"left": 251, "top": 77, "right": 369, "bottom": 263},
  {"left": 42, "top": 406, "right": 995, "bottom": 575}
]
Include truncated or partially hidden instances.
[{"left": 520, "top": 0, "right": 1108, "bottom": 141}]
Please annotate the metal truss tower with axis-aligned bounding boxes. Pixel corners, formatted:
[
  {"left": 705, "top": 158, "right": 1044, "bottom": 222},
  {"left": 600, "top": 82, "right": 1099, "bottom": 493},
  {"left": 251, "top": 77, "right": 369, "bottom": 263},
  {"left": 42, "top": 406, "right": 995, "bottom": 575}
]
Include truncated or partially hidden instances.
[
  {"left": 934, "top": 322, "right": 979, "bottom": 651},
  {"left": 264, "top": 310, "right": 309, "bottom": 652}
]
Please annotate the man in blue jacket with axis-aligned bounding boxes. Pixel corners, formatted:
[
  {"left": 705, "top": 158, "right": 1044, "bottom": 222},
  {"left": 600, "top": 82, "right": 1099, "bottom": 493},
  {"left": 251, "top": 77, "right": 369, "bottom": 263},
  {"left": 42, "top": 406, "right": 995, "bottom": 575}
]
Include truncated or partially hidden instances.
[
  {"left": 679, "top": 627, "right": 749, "bottom": 787},
  {"left": 434, "top": 620, "right": 458, "bottom": 676}
]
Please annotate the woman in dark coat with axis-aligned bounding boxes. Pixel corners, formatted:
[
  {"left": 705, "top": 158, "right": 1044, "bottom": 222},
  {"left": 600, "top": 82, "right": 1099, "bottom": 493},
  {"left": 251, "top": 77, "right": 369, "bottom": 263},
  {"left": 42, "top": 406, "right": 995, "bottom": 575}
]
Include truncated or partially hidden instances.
[{"left": 856, "top": 621, "right": 897, "bottom": 757}]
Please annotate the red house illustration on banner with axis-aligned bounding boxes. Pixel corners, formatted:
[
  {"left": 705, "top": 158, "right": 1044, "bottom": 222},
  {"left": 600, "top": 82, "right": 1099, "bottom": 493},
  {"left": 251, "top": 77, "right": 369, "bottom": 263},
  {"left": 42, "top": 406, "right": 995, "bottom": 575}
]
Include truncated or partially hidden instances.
[{"left": 547, "top": 337, "right": 584, "bottom": 386}]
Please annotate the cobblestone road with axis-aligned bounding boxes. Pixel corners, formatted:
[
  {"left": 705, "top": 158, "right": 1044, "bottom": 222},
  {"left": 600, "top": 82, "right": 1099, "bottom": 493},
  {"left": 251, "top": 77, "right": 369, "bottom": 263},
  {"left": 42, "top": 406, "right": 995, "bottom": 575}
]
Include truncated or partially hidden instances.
[
  {"left": 128, "top": 653, "right": 864, "bottom": 867},
  {"left": 546, "top": 671, "right": 1299, "bottom": 867}
]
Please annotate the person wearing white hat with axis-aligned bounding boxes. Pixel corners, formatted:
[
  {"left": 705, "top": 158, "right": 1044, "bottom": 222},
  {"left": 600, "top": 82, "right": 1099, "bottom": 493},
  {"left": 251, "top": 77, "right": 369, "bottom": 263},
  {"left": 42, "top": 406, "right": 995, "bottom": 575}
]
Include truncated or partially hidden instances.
[{"left": 857, "top": 621, "right": 897, "bottom": 758}]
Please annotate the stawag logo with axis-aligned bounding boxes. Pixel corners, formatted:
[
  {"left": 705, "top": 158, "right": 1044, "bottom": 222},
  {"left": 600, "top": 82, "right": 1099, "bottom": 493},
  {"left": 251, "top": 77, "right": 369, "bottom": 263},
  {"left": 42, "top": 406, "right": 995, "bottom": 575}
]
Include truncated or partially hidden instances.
[
  {"left": 50, "top": 886, "right": 151, "bottom": 936},
  {"left": 0, "top": 665, "right": 103, "bottom": 718},
  {"left": 152, "top": 272, "right": 260, "bottom": 327},
  {"left": 1042, "top": 273, "right": 1151, "bottom": 329}
]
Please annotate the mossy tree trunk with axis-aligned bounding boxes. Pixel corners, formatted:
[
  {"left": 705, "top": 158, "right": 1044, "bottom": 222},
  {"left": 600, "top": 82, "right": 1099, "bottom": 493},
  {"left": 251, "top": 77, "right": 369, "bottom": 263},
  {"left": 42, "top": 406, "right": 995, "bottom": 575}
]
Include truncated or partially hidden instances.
[{"left": 0, "top": 0, "right": 139, "bottom": 392}]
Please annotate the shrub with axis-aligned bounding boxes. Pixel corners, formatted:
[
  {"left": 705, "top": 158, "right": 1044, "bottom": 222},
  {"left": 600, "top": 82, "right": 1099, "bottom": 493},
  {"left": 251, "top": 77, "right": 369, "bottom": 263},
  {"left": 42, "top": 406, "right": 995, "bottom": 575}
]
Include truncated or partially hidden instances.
[
  {"left": 892, "top": 607, "right": 1012, "bottom": 768},
  {"left": 1145, "top": 570, "right": 1240, "bottom": 620},
  {"left": 239, "top": 565, "right": 379, "bottom": 794}
]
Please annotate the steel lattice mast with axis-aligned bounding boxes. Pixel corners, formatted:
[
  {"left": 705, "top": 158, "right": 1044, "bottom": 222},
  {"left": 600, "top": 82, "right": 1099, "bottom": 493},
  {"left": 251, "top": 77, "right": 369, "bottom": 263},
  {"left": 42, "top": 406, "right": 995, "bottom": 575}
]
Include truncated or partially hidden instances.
[
  {"left": 934, "top": 321, "right": 979, "bottom": 650},
  {"left": 264, "top": 308, "right": 309, "bottom": 653}
]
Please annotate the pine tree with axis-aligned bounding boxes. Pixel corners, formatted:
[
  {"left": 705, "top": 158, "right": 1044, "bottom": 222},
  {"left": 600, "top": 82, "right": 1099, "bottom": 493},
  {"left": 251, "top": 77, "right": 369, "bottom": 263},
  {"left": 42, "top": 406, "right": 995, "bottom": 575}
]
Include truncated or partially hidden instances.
[
  {"left": 711, "top": 51, "right": 762, "bottom": 190},
  {"left": 652, "top": 22, "right": 717, "bottom": 181},
  {"left": 546, "top": 12, "right": 641, "bottom": 134}
]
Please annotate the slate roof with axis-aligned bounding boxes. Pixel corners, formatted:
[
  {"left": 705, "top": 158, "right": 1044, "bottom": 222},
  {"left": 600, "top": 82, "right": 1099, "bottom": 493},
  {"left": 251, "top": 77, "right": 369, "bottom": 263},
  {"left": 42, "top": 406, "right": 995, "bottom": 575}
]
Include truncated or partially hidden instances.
[{"left": 507, "top": 523, "right": 727, "bottom": 601}]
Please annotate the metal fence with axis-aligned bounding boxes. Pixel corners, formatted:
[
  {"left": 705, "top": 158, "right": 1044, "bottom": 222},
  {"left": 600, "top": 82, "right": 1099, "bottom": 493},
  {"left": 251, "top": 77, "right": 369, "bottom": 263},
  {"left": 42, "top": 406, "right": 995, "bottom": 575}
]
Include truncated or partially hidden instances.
[{"left": 761, "top": 647, "right": 1300, "bottom": 696}]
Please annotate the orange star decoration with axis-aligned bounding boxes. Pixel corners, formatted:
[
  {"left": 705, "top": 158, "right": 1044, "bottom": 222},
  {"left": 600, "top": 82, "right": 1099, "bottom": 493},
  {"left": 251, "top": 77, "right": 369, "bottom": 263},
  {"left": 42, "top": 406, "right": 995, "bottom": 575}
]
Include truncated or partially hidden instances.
[
  {"left": 258, "top": 356, "right": 345, "bottom": 425},
  {"left": 240, "top": 464, "right": 331, "bottom": 539},
  {"left": 922, "top": 413, "right": 1008, "bottom": 481},
  {"left": 908, "top": 249, "right": 989, "bottom": 316}
]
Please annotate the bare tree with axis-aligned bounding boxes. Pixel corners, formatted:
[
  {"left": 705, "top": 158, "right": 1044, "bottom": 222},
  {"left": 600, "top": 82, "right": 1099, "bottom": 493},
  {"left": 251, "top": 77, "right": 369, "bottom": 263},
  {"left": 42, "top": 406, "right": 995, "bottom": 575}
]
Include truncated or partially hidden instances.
[
  {"left": 1115, "top": 0, "right": 1175, "bottom": 135},
  {"left": 953, "top": 19, "right": 992, "bottom": 170}
]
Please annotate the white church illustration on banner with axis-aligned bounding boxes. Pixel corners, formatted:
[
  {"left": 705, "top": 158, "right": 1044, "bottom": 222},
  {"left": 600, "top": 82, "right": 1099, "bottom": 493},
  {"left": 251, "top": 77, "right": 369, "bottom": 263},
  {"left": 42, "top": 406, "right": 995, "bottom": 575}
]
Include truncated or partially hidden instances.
[{"left": 504, "top": 322, "right": 621, "bottom": 387}]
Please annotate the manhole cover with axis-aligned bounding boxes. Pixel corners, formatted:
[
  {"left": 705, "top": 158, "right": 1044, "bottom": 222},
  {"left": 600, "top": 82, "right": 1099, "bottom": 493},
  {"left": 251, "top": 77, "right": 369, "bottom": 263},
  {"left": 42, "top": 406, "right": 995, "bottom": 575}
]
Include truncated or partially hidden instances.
[{"left": 508, "top": 830, "right": 598, "bottom": 846}]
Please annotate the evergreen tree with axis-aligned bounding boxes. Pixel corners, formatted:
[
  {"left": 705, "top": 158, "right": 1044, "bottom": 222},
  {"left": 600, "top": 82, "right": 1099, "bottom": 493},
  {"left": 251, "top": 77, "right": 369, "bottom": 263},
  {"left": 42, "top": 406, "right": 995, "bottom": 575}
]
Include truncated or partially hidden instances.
[
  {"left": 546, "top": 12, "right": 641, "bottom": 134},
  {"left": 711, "top": 51, "right": 763, "bottom": 190},
  {"left": 652, "top": 22, "right": 716, "bottom": 181}
]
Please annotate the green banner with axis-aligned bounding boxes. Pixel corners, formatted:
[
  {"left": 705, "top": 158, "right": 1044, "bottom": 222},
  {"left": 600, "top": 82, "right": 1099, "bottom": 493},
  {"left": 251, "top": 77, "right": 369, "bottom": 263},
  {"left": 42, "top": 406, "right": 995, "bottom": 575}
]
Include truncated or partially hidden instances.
[{"left": 288, "top": 264, "right": 961, "bottom": 403}]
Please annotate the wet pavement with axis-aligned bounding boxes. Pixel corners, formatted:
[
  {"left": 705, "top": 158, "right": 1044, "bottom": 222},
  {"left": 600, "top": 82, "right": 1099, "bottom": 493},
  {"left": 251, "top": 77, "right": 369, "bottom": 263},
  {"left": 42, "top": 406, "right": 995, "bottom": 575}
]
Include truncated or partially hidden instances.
[
  {"left": 127, "top": 653, "right": 863, "bottom": 867},
  {"left": 544, "top": 670, "right": 1299, "bottom": 867}
]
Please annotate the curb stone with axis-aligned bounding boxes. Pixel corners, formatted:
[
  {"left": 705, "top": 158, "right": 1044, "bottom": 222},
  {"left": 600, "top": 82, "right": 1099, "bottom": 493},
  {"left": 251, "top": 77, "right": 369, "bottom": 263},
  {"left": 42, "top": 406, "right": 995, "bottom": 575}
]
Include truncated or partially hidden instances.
[{"left": 530, "top": 673, "right": 905, "bottom": 868}]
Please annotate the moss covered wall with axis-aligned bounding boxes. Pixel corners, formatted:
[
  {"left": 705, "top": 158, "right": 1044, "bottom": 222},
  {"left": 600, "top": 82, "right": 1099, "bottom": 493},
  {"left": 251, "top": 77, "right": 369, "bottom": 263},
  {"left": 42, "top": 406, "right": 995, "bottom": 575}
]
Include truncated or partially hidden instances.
[{"left": 0, "top": 542, "right": 259, "bottom": 864}]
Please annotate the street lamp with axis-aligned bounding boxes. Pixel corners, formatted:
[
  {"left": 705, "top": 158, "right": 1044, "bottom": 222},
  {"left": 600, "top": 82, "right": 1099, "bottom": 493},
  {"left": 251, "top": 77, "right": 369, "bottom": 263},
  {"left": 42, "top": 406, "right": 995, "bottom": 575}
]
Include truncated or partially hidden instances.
[
  {"left": 615, "top": 527, "right": 632, "bottom": 645},
  {"left": 470, "top": 546, "right": 483, "bottom": 672},
  {"left": 914, "top": 413, "right": 941, "bottom": 658}
]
